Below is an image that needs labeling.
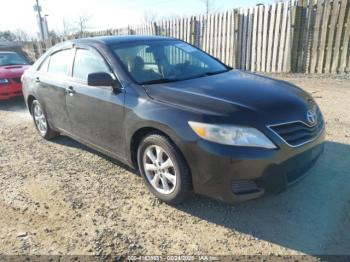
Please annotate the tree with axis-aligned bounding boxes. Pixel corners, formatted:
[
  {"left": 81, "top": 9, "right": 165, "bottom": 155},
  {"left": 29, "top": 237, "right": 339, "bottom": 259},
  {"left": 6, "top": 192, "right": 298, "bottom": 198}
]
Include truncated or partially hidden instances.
[
  {"left": 144, "top": 11, "right": 157, "bottom": 23},
  {"left": 48, "top": 30, "right": 58, "bottom": 39},
  {"left": 13, "top": 29, "right": 30, "bottom": 42},
  {"left": 62, "top": 18, "right": 72, "bottom": 37},
  {"left": 0, "top": 31, "right": 17, "bottom": 42},
  {"left": 62, "top": 18, "right": 75, "bottom": 37},
  {"left": 200, "top": 0, "right": 216, "bottom": 15},
  {"left": 76, "top": 15, "right": 91, "bottom": 36}
]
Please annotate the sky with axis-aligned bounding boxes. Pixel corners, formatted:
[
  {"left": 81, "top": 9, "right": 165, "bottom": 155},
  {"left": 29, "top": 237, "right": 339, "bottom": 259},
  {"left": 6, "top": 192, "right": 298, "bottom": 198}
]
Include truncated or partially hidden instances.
[{"left": 1, "top": 0, "right": 274, "bottom": 38}]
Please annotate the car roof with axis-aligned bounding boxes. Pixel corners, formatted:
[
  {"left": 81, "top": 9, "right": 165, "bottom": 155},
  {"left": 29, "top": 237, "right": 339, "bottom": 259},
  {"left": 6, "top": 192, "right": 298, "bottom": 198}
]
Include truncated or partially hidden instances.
[
  {"left": 0, "top": 51, "right": 17, "bottom": 54},
  {"left": 71, "top": 35, "right": 176, "bottom": 46}
]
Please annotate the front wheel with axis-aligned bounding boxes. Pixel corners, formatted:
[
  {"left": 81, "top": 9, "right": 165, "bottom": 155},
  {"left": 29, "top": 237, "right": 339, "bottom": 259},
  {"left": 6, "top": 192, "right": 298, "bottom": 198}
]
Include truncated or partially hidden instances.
[
  {"left": 31, "top": 100, "right": 59, "bottom": 140},
  {"left": 137, "top": 133, "right": 192, "bottom": 204}
]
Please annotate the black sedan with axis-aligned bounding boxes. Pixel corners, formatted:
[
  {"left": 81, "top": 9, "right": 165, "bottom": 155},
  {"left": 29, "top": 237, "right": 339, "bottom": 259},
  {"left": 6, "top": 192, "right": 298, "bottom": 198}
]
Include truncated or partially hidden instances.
[{"left": 22, "top": 36, "right": 325, "bottom": 204}]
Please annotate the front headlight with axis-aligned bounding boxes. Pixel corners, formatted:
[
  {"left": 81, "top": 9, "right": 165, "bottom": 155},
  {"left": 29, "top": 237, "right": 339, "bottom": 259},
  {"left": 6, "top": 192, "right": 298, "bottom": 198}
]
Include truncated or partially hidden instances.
[
  {"left": 188, "top": 121, "right": 276, "bottom": 149},
  {"left": 0, "top": 78, "right": 9, "bottom": 85}
]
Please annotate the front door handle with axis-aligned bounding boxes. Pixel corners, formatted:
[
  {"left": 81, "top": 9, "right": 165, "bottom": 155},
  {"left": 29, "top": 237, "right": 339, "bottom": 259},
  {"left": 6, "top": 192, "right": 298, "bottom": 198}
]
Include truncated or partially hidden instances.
[{"left": 66, "top": 86, "right": 76, "bottom": 95}]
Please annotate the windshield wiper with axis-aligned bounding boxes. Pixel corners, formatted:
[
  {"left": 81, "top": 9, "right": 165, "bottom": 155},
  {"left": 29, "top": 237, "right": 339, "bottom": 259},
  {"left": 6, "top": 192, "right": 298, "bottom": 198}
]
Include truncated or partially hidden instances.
[
  {"left": 140, "top": 78, "right": 178, "bottom": 85},
  {"left": 183, "top": 69, "right": 230, "bottom": 80},
  {"left": 202, "top": 69, "right": 230, "bottom": 76}
]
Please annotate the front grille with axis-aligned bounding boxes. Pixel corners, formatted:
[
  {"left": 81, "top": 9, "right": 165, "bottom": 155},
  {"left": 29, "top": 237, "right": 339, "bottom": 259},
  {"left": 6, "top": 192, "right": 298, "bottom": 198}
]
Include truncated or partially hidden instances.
[
  {"left": 12, "top": 77, "right": 21, "bottom": 84},
  {"left": 269, "top": 111, "right": 324, "bottom": 147}
]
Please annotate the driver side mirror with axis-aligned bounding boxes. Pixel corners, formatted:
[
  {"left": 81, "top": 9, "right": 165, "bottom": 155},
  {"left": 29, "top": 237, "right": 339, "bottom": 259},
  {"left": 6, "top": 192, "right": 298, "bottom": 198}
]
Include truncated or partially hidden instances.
[{"left": 88, "top": 72, "right": 120, "bottom": 89}]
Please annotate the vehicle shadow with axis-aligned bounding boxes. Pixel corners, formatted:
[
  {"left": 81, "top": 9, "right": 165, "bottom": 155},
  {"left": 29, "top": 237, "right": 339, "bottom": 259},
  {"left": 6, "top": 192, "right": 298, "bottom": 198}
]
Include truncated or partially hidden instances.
[
  {"left": 0, "top": 97, "right": 26, "bottom": 112},
  {"left": 53, "top": 135, "right": 138, "bottom": 175},
  {"left": 177, "top": 140, "right": 350, "bottom": 255}
]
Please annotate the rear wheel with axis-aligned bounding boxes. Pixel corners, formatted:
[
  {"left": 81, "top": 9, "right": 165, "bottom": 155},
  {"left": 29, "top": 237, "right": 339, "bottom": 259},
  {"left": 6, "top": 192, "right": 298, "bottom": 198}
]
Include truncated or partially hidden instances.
[
  {"left": 31, "top": 100, "right": 59, "bottom": 140},
  {"left": 137, "top": 133, "right": 192, "bottom": 204}
]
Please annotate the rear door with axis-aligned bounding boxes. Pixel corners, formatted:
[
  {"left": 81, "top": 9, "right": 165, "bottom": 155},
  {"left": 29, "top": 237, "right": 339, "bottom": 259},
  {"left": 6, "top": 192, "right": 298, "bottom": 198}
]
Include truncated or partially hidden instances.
[
  {"left": 65, "top": 46, "right": 125, "bottom": 158},
  {"left": 34, "top": 48, "right": 74, "bottom": 132}
]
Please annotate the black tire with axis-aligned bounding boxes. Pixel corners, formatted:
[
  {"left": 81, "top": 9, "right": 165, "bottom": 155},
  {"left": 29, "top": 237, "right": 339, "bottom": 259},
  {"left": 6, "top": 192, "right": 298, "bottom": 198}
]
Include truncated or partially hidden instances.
[
  {"left": 137, "top": 133, "right": 192, "bottom": 204},
  {"left": 31, "top": 100, "right": 59, "bottom": 140}
]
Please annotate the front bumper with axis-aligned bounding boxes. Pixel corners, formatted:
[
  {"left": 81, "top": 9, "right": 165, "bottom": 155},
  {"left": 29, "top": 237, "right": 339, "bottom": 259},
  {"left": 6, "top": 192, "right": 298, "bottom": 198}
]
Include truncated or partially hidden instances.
[
  {"left": 185, "top": 127, "right": 325, "bottom": 204},
  {"left": 0, "top": 82, "right": 23, "bottom": 100}
]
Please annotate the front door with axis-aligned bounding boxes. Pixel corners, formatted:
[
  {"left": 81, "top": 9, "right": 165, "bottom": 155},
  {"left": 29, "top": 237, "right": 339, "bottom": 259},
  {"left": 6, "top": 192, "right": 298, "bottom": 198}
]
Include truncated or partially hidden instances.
[{"left": 65, "top": 47, "right": 125, "bottom": 158}]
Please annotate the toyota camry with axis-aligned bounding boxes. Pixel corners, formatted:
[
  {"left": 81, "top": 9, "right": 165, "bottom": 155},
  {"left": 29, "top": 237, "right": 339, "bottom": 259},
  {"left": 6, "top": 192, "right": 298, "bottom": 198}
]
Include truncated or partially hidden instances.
[{"left": 22, "top": 36, "right": 325, "bottom": 204}]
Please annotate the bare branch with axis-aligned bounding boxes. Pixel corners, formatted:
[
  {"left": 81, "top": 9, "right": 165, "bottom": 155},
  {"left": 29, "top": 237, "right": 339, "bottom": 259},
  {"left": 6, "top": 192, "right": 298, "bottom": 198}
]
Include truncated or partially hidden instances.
[
  {"left": 76, "top": 14, "right": 92, "bottom": 36},
  {"left": 144, "top": 11, "right": 158, "bottom": 23},
  {"left": 62, "top": 18, "right": 75, "bottom": 37},
  {"left": 199, "top": 0, "right": 216, "bottom": 15}
]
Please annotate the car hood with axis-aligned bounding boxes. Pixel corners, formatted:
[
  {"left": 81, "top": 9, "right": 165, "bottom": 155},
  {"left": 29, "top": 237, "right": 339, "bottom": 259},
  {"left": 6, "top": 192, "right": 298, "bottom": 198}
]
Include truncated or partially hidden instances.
[
  {"left": 0, "top": 65, "right": 30, "bottom": 78},
  {"left": 144, "top": 70, "right": 314, "bottom": 125}
]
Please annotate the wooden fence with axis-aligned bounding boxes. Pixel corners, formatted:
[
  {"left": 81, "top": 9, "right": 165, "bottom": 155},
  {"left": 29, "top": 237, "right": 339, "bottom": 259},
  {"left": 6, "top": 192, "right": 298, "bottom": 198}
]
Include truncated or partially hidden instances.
[{"left": 24, "top": 0, "right": 350, "bottom": 74}]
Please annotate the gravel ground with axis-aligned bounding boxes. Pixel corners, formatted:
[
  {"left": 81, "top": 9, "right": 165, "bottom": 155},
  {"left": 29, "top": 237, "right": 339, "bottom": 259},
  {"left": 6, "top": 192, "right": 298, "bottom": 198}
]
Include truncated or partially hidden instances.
[{"left": 0, "top": 74, "right": 349, "bottom": 258}]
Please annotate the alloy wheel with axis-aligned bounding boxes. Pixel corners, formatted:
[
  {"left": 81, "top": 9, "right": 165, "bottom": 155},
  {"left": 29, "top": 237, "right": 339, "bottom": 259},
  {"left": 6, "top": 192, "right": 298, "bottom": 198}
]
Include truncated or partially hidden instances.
[
  {"left": 142, "top": 145, "right": 177, "bottom": 194},
  {"left": 33, "top": 103, "right": 47, "bottom": 135}
]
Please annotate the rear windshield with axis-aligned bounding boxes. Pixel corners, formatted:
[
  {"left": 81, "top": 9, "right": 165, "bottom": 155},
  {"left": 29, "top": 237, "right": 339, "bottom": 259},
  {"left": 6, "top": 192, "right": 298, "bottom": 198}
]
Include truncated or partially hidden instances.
[{"left": 110, "top": 40, "right": 228, "bottom": 85}]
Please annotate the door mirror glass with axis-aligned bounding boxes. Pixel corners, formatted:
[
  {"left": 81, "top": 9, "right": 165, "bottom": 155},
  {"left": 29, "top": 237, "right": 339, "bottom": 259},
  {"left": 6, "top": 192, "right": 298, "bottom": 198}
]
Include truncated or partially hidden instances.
[{"left": 87, "top": 72, "right": 115, "bottom": 87}]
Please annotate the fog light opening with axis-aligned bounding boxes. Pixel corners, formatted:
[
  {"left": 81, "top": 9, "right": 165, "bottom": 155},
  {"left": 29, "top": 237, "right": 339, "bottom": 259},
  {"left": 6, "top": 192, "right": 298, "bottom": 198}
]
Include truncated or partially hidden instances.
[{"left": 231, "top": 180, "right": 260, "bottom": 195}]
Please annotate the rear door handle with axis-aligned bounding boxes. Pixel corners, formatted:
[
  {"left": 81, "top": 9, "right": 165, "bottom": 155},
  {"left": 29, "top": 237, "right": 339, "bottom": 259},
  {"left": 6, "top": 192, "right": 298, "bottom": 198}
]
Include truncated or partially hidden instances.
[{"left": 66, "top": 86, "right": 76, "bottom": 95}]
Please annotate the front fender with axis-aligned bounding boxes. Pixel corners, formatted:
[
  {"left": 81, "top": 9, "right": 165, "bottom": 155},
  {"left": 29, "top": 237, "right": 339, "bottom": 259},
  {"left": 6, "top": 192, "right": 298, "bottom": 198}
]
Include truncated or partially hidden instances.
[{"left": 123, "top": 92, "right": 198, "bottom": 167}]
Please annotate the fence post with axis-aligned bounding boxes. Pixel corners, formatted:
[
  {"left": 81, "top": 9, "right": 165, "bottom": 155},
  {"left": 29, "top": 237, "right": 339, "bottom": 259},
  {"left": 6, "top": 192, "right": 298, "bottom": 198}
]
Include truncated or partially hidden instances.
[
  {"left": 290, "top": 0, "right": 303, "bottom": 72},
  {"left": 283, "top": 1, "right": 292, "bottom": 73},
  {"left": 303, "top": 1, "right": 315, "bottom": 74},
  {"left": 310, "top": 0, "right": 323, "bottom": 73},
  {"left": 233, "top": 9, "right": 239, "bottom": 68},
  {"left": 153, "top": 22, "right": 158, "bottom": 35},
  {"left": 324, "top": 0, "right": 339, "bottom": 73},
  {"left": 190, "top": 16, "right": 199, "bottom": 46},
  {"left": 316, "top": 0, "right": 329, "bottom": 73},
  {"left": 339, "top": 0, "right": 350, "bottom": 73},
  {"left": 331, "top": 0, "right": 348, "bottom": 73},
  {"left": 266, "top": 3, "right": 276, "bottom": 73}
]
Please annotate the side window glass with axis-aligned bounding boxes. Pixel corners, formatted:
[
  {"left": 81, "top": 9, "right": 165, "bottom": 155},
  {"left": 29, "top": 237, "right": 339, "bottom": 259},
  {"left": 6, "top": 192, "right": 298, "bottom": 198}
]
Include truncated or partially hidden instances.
[
  {"left": 47, "top": 49, "right": 72, "bottom": 76},
  {"left": 38, "top": 56, "right": 50, "bottom": 72},
  {"left": 73, "top": 49, "right": 109, "bottom": 82}
]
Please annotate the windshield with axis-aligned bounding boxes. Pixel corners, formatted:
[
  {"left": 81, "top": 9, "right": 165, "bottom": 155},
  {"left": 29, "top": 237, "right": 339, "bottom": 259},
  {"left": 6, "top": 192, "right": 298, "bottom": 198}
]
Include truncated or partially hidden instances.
[
  {"left": 0, "top": 52, "right": 29, "bottom": 66},
  {"left": 111, "top": 40, "right": 229, "bottom": 84}
]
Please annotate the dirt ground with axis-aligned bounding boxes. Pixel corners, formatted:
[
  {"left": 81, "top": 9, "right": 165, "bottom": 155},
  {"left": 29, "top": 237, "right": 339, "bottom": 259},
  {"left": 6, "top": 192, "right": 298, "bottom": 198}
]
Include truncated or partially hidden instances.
[{"left": 0, "top": 74, "right": 349, "bottom": 258}]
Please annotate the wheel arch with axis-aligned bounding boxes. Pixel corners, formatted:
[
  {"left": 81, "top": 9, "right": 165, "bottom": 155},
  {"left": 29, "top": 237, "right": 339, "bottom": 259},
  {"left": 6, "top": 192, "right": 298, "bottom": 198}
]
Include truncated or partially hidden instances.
[
  {"left": 27, "top": 95, "right": 36, "bottom": 115},
  {"left": 129, "top": 126, "right": 189, "bottom": 173}
]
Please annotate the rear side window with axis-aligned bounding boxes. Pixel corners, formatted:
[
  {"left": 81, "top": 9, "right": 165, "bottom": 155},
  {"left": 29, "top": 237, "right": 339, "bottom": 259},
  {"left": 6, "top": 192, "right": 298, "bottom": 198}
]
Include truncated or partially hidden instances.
[
  {"left": 48, "top": 49, "right": 72, "bottom": 76},
  {"left": 73, "top": 49, "right": 109, "bottom": 82}
]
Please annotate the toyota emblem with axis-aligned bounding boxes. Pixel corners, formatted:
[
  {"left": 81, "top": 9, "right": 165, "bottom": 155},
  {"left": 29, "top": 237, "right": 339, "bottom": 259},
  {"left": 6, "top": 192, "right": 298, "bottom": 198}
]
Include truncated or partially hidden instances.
[{"left": 306, "top": 110, "right": 317, "bottom": 125}]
